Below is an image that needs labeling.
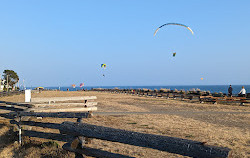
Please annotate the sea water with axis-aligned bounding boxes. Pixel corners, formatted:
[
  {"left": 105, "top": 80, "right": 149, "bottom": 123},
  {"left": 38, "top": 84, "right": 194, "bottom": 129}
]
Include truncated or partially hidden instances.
[{"left": 43, "top": 85, "right": 250, "bottom": 95}]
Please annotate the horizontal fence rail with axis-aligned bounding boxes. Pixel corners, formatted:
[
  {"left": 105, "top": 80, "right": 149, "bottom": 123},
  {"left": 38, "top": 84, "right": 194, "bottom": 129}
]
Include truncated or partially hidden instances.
[{"left": 60, "top": 122, "right": 231, "bottom": 158}]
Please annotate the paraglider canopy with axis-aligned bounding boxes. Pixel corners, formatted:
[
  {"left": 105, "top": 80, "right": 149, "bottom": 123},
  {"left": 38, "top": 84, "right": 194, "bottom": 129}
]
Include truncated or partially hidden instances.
[
  {"left": 154, "top": 23, "right": 194, "bottom": 36},
  {"left": 101, "top": 64, "right": 106, "bottom": 69}
]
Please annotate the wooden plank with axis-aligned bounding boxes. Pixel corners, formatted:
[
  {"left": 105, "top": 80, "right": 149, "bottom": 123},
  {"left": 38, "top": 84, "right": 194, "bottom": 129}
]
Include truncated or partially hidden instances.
[
  {"left": 11, "top": 120, "right": 62, "bottom": 129},
  {"left": 9, "top": 112, "right": 91, "bottom": 118},
  {"left": 63, "top": 143, "right": 135, "bottom": 158},
  {"left": 0, "top": 101, "right": 34, "bottom": 108},
  {"left": 200, "top": 96, "right": 214, "bottom": 98},
  {"left": 24, "top": 106, "right": 97, "bottom": 113},
  {"left": 60, "top": 122, "right": 230, "bottom": 158},
  {"left": 33, "top": 102, "right": 97, "bottom": 108},
  {"left": 200, "top": 96, "right": 246, "bottom": 100},
  {"left": 0, "top": 105, "right": 25, "bottom": 112},
  {"left": 31, "top": 96, "right": 97, "bottom": 103},
  {"left": 0, "top": 113, "right": 15, "bottom": 119}
]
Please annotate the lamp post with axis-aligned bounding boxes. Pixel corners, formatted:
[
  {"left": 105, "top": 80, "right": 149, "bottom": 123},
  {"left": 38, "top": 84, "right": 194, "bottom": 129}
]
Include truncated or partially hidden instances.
[{"left": 7, "top": 75, "right": 9, "bottom": 92}]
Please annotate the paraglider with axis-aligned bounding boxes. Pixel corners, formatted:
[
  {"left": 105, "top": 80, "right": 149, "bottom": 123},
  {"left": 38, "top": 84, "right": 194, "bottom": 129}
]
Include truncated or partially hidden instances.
[
  {"left": 72, "top": 84, "right": 76, "bottom": 88},
  {"left": 201, "top": 78, "right": 204, "bottom": 80},
  {"left": 154, "top": 23, "right": 194, "bottom": 36},
  {"left": 101, "top": 64, "right": 106, "bottom": 77},
  {"left": 154, "top": 23, "right": 194, "bottom": 58}
]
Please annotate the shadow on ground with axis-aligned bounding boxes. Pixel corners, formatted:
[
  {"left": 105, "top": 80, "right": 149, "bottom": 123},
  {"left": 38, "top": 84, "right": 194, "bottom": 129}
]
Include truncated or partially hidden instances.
[
  {"left": 13, "top": 139, "right": 72, "bottom": 158},
  {"left": 0, "top": 122, "right": 73, "bottom": 158},
  {"left": 0, "top": 123, "right": 17, "bottom": 157}
]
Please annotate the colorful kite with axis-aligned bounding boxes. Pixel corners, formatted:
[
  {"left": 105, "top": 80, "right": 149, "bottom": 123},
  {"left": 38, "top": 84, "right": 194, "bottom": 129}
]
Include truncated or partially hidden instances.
[{"left": 80, "top": 83, "right": 84, "bottom": 87}]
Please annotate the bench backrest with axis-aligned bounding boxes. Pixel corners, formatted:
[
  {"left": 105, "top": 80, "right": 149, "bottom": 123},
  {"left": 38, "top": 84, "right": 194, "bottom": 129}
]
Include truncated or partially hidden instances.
[{"left": 31, "top": 96, "right": 97, "bottom": 103}]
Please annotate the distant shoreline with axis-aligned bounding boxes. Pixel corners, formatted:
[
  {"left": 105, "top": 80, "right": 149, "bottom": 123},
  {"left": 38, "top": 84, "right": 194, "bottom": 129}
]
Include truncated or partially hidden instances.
[{"left": 27, "top": 85, "right": 249, "bottom": 95}]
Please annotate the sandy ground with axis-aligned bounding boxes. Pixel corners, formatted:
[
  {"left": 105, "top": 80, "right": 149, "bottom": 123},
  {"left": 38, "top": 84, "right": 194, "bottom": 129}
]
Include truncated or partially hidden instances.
[{"left": 0, "top": 91, "right": 249, "bottom": 158}]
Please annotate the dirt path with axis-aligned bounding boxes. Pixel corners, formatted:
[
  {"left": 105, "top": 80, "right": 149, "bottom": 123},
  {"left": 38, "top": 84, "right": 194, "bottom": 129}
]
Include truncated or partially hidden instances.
[
  {"left": 95, "top": 111, "right": 250, "bottom": 129},
  {"left": 92, "top": 91, "right": 250, "bottom": 130},
  {"left": 95, "top": 111, "right": 250, "bottom": 115}
]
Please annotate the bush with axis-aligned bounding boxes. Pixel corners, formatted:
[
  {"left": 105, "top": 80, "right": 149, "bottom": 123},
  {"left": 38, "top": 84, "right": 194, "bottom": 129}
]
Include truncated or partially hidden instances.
[{"left": 41, "top": 141, "right": 59, "bottom": 148}]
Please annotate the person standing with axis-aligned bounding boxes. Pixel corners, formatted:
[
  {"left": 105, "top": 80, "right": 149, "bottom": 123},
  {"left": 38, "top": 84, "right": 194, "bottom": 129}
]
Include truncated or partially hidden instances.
[
  {"left": 238, "top": 86, "right": 246, "bottom": 97},
  {"left": 228, "top": 85, "right": 233, "bottom": 97}
]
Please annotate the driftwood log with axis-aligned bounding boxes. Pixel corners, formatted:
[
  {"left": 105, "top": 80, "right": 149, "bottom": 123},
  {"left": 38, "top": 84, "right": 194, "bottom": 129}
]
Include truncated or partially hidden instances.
[{"left": 60, "top": 122, "right": 230, "bottom": 158}]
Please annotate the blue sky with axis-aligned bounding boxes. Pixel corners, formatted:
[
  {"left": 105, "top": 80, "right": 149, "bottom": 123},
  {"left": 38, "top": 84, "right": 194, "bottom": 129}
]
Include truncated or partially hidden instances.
[{"left": 0, "top": 0, "right": 249, "bottom": 87}]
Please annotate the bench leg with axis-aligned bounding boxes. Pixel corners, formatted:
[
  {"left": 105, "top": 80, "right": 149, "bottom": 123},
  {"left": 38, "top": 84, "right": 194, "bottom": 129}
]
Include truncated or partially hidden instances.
[
  {"left": 73, "top": 113, "right": 93, "bottom": 157},
  {"left": 17, "top": 114, "right": 22, "bottom": 145}
]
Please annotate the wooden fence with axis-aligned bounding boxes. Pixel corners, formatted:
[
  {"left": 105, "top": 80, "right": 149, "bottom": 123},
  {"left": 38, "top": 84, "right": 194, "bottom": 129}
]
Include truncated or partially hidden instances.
[
  {"left": 0, "top": 91, "right": 24, "bottom": 97},
  {"left": 0, "top": 97, "right": 232, "bottom": 158},
  {"left": 92, "top": 88, "right": 250, "bottom": 105}
]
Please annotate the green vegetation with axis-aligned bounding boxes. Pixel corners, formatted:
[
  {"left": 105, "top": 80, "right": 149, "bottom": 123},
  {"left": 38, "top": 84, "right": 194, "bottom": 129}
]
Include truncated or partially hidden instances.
[
  {"left": 41, "top": 141, "right": 59, "bottom": 148},
  {"left": 127, "top": 122, "right": 137, "bottom": 124},
  {"left": 2, "top": 70, "right": 19, "bottom": 90}
]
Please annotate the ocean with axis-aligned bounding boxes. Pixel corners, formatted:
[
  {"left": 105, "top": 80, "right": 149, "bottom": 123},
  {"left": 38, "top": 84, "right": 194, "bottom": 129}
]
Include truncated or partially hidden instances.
[{"left": 39, "top": 85, "right": 249, "bottom": 95}]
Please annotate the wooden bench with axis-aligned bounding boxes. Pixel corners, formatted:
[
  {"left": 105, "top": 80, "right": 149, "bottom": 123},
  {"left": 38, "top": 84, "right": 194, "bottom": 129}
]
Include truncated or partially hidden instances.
[
  {"left": 31, "top": 96, "right": 97, "bottom": 104},
  {"left": 199, "top": 96, "right": 248, "bottom": 105},
  {"left": 27, "top": 96, "right": 98, "bottom": 113},
  {"left": 2, "top": 96, "right": 98, "bottom": 152}
]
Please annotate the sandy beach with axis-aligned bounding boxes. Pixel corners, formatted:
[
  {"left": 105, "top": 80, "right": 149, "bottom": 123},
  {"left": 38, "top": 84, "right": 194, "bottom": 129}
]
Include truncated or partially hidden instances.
[{"left": 0, "top": 91, "right": 249, "bottom": 158}]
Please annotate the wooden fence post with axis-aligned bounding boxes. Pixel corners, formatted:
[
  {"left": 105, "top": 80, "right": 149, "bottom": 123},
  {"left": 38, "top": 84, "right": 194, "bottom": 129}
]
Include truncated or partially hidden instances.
[{"left": 16, "top": 113, "right": 22, "bottom": 144}]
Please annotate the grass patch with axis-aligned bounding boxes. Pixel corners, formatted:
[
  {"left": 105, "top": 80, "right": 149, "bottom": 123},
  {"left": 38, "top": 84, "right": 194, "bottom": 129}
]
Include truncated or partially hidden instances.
[
  {"left": 41, "top": 141, "right": 59, "bottom": 148},
  {"left": 146, "top": 127, "right": 154, "bottom": 129},
  {"left": 185, "top": 134, "right": 194, "bottom": 138}
]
